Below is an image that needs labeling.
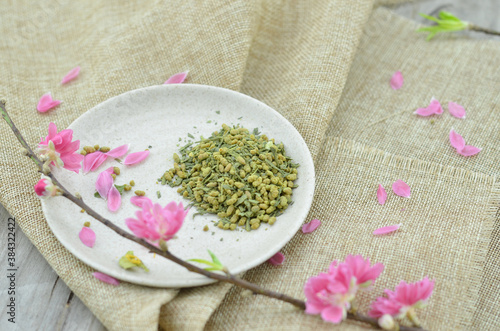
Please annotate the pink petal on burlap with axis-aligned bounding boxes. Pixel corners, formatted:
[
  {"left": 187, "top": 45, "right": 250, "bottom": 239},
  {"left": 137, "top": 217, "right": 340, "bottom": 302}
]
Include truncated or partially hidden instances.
[
  {"left": 96, "top": 171, "right": 113, "bottom": 200},
  {"left": 390, "top": 71, "right": 404, "bottom": 90},
  {"left": 93, "top": 272, "right": 120, "bottom": 286},
  {"left": 449, "top": 129, "right": 465, "bottom": 151},
  {"left": 123, "top": 150, "right": 149, "bottom": 165},
  {"left": 457, "top": 145, "right": 481, "bottom": 157},
  {"left": 414, "top": 98, "right": 442, "bottom": 117},
  {"left": 37, "top": 93, "right": 61, "bottom": 112},
  {"left": 268, "top": 252, "right": 285, "bottom": 266},
  {"left": 373, "top": 224, "right": 401, "bottom": 235},
  {"left": 302, "top": 219, "right": 321, "bottom": 233},
  {"left": 164, "top": 71, "right": 188, "bottom": 84},
  {"left": 79, "top": 227, "right": 96, "bottom": 247},
  {"left": 61, "top": 66, "right": 80, "bottom": 84},
  {"left": 377, "top": 184, "right": 387, "bottom": 205},
  {"left": 107, "top": 185, "right": 121, "bottom": 212},
  {"left": 106, "top": 144, "right": 129, "bottom": 158},
  {"left": 392, "top": 180, "right": 411, "bottom": 198},
  {"left": 448, "top": 102, "right": 466, "bottom": 119}
]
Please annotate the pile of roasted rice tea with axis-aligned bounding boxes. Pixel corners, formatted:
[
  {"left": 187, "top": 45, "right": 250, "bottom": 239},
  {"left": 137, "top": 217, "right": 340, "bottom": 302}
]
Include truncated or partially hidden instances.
[{"left": 161, "top": 124, "right": 299, "bottom": 231}]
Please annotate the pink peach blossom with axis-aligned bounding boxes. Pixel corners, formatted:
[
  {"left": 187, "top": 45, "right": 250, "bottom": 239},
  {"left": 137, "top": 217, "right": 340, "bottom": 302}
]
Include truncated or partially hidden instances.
[
  {"left": 125, "top": 198, "right": 188, "bottom": 243},
  {"left": 304, "top": 256, "right": 384, "bottom": 324},
  {"left": 368, "top": 277, "right": 435, "bottom": 319},
  {"left": 38, "top": 122, "right": 84, "bottom": 173},
  {"left": 34, "top": 176, "right": 59, "bottom": 197}
]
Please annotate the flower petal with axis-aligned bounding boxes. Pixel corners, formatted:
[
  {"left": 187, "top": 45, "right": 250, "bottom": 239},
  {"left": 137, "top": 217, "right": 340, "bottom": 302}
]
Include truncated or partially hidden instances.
[
  {"left": 449, "top": 129, "right": 465, "bottom": 151},
  {"left": 96, "top": 171, "right": 113, "bottom": 200},
  {"left": 164, "top": 71, "right": 188, "bottom": 84},
  {"left": 377, "top": 184, "right": 387, "bottom": 205},
  {"left": 302, "top": 219, "right": 321, "bottom": 233},
  {"left": 93, "top": 272, "right": 120, "bottom": 286},
  {"left": 458, "top": 145, "right": 481, "bottom": 157},
  {"left": 123, "top": 150, "right": 150, "bottom": 165},
  {"left": 83, "top": 152, "right": 108, "bottom": 173},
  {"left": 268, "top": 252, "right": 285, "bottom": 266},
  {"left": 392, "top": 180, "right": 411, "bottom": 198},
  {"left": 61, "top": 66, "right": 80, "bottom": 84},
  {"left": 390, "top": 71, "right": 403, "bottom": 90},
  {"left": 414, "top": 98, "right": 442, "bottom": 117},
  {"left": 106, "top": 144, "right": 129, "bottom": 158},
  {"left": 107, "top": 186, "right": 121, "bottom": 212},
  {"left": 37, "top": 93, "right": 61, "bottom": 113},
  {"left": 373, "top": 224, "right": 401, "bottom": 235},
  {"left": 448, "top": 102, "right": 466, "bottom": 119},
  {"left": 79, "top": 227, "right": 96, "bottom": 247},
  {"left": 130, "top": 196, "right": 152, "bottom": 208}
]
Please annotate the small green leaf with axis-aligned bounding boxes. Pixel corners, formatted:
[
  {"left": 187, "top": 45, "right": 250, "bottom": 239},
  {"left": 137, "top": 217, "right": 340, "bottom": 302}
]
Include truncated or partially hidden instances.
[
  {"left": 115, "top": 184, "right": 126, "bottom": 194},
  {"left": 188, "top": 250, "right": 226, "bottom": 272},
  {"left": 94, "top": 192, "right": 101, "bottom": 198},
  {"left": 418, "top": 11, "right": 468, "bottom": 41}
]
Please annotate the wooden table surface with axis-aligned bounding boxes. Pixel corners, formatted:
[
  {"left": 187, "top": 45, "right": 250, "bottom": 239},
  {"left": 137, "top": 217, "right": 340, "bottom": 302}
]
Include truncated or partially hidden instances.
[{"left": 1, "top": 1, "right": 498, "bottom": 330}]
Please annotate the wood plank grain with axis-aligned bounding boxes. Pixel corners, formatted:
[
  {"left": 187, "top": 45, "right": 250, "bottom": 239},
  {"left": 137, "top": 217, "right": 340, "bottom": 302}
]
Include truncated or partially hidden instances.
[{"left": 0, "top": 204, "right": 105, "bottom": 331}]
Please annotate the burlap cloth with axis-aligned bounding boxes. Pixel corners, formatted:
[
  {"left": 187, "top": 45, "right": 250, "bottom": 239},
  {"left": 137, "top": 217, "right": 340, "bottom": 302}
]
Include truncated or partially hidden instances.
[{"left": 0, "top": 1, "right": 498, "bottom": 330}]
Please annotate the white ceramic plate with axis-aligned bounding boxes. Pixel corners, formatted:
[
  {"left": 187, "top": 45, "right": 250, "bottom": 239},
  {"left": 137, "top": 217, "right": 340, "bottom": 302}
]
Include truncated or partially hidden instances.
[{"left": 41, "top": 84, "right": 315, "bottom": 287}]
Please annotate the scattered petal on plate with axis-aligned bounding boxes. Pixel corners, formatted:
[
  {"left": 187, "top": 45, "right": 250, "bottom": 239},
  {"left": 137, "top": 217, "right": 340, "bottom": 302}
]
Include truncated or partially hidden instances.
[
  {"left": 104, "top": 167, "right": 115, "bottom": 175},
  {"left": 457, "top": 145, "right": 481, "bottom": 157},
  {"left": 107, "top": 185, "right": 121, "bottom": 212},
  {"left": 414, "top": 97, "right": 443, "bottom": 117},
  {"left": 37, "top": 92, "right": 61, "bottom": 113},
  {"left": 96, "top": 170, "right": 113, "bottom": 200},
  {"left": 268, "top": 252, "right": 285, "bottom": 266},
  {"left": 130, "top": 195, "right": 151, "bottom": 208},
  {"left": 302, "top": 219, "right": 321, "bottom": 233},
  {"left": 449, "top": 129, "right": 465, "bottom": 151},
  {"left": 123, "top": 150, "right": 150, "bottom": 165},
  {"left": 93, "top": 272, "right": 120, "bottom": 286},
  {"left": 373, "top": 224, "right": 401, "bottom": 235},
  {"left": 61, "top": 66, "right": 80, "bottom": 84},
  {"left": 392, "top": 180, "right": 411, "bottom": 198},
  {"left": 448, "top": 102, "right": 466, "bottom": 119},
  {"left": 377, "top": 184, "right": 387, "bottom": 205},
  {"left": 164, "top": 71, "right": 188, "bottom": 84},
  {"left": 390, "top": 71, "right": 404, "bottom": 90},
  {"left": 106, "top": 144, "right": 129, "bottom": 158},
  {"left": 79, "top": 227, "right": 96, "bottom": 247},
  {"left": 83, "top": 151, "right": 107, "bottom": 173}
]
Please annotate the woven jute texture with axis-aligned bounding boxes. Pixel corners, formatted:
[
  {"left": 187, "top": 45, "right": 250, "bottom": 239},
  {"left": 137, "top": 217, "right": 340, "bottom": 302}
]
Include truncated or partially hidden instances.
[
  {"left": 204, "top": 8, "right": 500, "bottom": 331},
  {"left": 1, "top": 1, "right": 499, "bottom": 330},
  {"left": 0, "top": 0, "right": 373, "bottom": 330}
]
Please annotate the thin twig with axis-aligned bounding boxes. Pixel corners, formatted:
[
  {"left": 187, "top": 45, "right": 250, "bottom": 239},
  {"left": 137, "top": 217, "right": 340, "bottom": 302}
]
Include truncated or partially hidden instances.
[
  {"left": 468, "top": 24, "right": 500, "bottom": 37},
  {"left": 0, "top": 99, "right": 424, "bottom": 331}
]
